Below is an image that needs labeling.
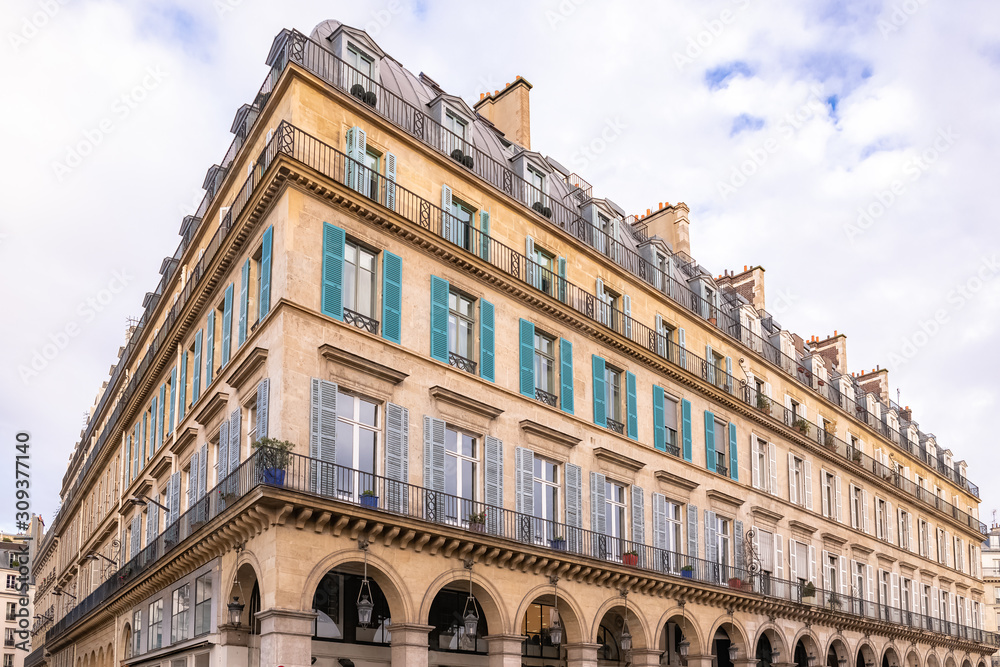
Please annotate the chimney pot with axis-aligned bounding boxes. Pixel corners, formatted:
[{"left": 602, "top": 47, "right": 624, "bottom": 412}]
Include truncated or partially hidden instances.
[
  {"left": 480, "top": 93, "right": 485, "bottom": 100},
  {"left": 659, "top": 202, "right": 663, "bottom": 210},
  {"left": 647, "top": 208, "right": 651, "bottom": 215}
]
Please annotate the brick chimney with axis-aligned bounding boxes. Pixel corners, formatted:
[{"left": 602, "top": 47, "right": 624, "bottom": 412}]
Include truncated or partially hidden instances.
[
  {"left": 812, "top": 332, "right": 847, "bottom": 374},
  {"left": 717, "top": 265, "right": 766, "bottom": 311},
  {"left": 474, "top": 76, "right": 532, "bottom": 149},
  {"left": 857, "top": 367, "right": 890, "bottom": 404},
  {"left": 636, "top": 202, "right": 691, "bottom": 256}
]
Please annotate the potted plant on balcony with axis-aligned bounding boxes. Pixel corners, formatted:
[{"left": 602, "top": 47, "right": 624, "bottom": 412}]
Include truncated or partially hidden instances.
[
  {"left": 828, "top": 592, "right": 842, "bottom": 609},
  {"left": 756, "top": 393, "right": 771, "bottom": 412},
  {"left": 851, "top": 449, "right": 863, "bottom": 464},
  {"left": 549, "top": 535, "right": 567, "bottom": 551},
  {"left": 253, "top": 437, "right": 295, "bottom": 487},
  {"left": 728, "top": 577, "right": 744, "bottom": 590},
  {"left": 360, "top": 489, "right": 379, "bottom": 509},
  {"left": 792, "top": 418, "right": 811, "bottom": 436},
  {"left": 801, "top": 581, "right": 817, "bottom": 604},
  {"left": 623, "top": 549, "right": 639, "bottom": 566},
  {"left": 467, "top": 512, "right": 487, "bottom": 533},
  {"left": 824, "top": 421, "right": 837, "bottom": 449},
  {"left": 680, "top": 564, "right": 694, "bottom": 579}
]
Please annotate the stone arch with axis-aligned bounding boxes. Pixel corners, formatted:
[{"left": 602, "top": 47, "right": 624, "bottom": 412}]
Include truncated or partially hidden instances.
[
  {"left": 299, "top": 547, "right": 413, "bottom": 623},
  {"left": 904, "top": 646, "right": 920, "bottom": 667},
  {"left": 418, "top": 566, "right": 511, "bottom": 636},
  {"left": 589, "top": 593, "right": 652, "bottom": 652},
  {"left": 855, "top": 638, "right": 878, "bottom": 667},
  {"left": 654, "top": 605, "right": 705, "bottom": 657},
  {"left": 791, "top": 626, "right": 823, "bottom": 665},
  {"left": 227, "top": 558, "right": 261, "bottom": 629},
  {"left": 925, "top": 649, "right": 941, "bottom": 667},
  {"left": 514, "top": 582, "right": 587, "bottom": 646},
  {"left": 945, "top": 653, "right": 958, "bottom": 667},
  {"left": 96, "top": 646, "right": 104, "bottom": 667},
  {"left": 752, "top": 621, "right": 790, "bottom": 665},
  {"left": 882, "top": 643, "right": 902, "bottom": 667},
  {"left": 704, "top": 614, "right": 751, "bottom": 660},
  {"left": 962, "top": 658, "right": 973, "bottom": 667},
  {"left": 825, "top": 635, "right": 851, "bottom": 667},
  {"left": 119, "top": 620, "right": 132, "bottom": 659}
]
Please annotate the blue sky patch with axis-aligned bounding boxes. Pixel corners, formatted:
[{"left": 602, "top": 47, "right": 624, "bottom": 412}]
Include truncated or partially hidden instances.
[
  {"left": 731, "top": 113, "right": 765, "bottom": 136},
  {"left": 705, "top": 61, "right": 753, "bottom": 90}
]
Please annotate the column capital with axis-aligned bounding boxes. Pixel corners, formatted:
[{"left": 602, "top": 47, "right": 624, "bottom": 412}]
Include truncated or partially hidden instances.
[{"left": 631, "top": 648, "right": 665, "bottom": 667}]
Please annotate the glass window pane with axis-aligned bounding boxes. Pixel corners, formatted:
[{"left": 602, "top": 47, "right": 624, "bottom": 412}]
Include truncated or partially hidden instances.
[
  {"left": 461, "top": 434, "right": 475, "bottom": 458},
  {"left": 359, "top": 400, "right": 378, "bottom": 427},
  {"left": 358, "top": 430, "right": 376, "bottom": 474},
  {"left": 445, "top": 456, "right": 457, "bottom": 495},
  {"left": 338, "top": 392, "right": 355, "bottom": 419},
  {"left": 461, "top": 460, "right": 474, "bottom": 499},
  {"left": 446, "top": 429, "right": 457, "bottom": 453}
]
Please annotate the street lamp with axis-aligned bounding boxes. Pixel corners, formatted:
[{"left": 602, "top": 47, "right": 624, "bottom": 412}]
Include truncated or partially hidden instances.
[
  {"left": 678, "top": 599, "right": 690, "bottom": 658},
  {"left": 357, "top": 540, "right": 375, "bottom": 627},
  {"left": 549, "top": 576, "right": 563, "bottom": 646},
  {"left": 84, "top": 552, "right": 118, "bottom": 566},
  {"left": 729, "top": 645, "right": 739, "bottom": 662},
  {"left": 462, "top": 560, "right": 479, "bottom": 638},
  {"left": 809, "top": 653, "right": 818, "bottom": 667},
  {"left": 131, "top": 495, "right": 171, "bottom": 513},
  {"left": 771, "top": 649, "right": 782, "bottom": 664},
  {"left": 620, "top": 589, "right": 632, "bottom": 654},
  {"left": 838, "top": 657, "right": 848, "bottom": 667},
  {"left": 227, "top": 596, "right": 245, "bottom": 627}
]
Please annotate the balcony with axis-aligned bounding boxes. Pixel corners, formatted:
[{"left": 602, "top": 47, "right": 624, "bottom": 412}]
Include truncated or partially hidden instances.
[
  {"left": 534, "top": 387, "right": 558, "bottom": 408},
  {"left": 343, "top": 308, "right": 379, "bottom": 335},
  {"left": 448, "top": 352, "right": 477, "bottom": 374},
  {"left": 605, "top": 418, "right": 625, "bottom": 435}
]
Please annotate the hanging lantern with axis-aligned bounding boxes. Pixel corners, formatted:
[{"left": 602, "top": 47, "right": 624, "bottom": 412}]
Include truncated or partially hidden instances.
[
  {"left": 838, "top": 658, "right": 848, "bottom": 667},
  {"left": 771, "top": 649, "right": 782, "bottom": 664},
  {"left": 462, "top": 560, "right": 479, "bottom": 638},
  {"left": 227, "top": 596, "right": 245, "bottom": 627},
  {"left": 549, "top": 576, "right": 562, "bottom": 645},
  {"left": 679, "top": 637, "right": 691, "bottom": 657},
  {"left": 729, "top": 644, "right": 739, "bottom": 662},
  {"left": 809, "top": 654, "right": 818, "bottom": 667},
  {"left": 620, "top": 588, "right": 632, "bottom": 653},
  {"left": 357, "top": 540, "right": 375, "bottom": 627}
]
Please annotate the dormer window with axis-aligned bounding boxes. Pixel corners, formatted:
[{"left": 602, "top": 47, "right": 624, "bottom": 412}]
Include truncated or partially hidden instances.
[
  {"left": 527, "top": 165, "right": 546, "bottom": 206},
  {"left": 347, "top": 43, "right": 375, "bottom": 79},
  {"left": 445, "top": 111, "right": 467, "bottom": 140}
]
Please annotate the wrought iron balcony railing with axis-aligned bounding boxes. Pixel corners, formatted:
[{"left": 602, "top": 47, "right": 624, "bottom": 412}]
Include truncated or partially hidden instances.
[
  {"left": 534, "top": 387, "right": 558, "bottom": 408},
  {"left": 448, "top": 352, "right": 477, "bottom": 374},
  {"left": 343, "top": 308, "right": 380, "bottom": 335},
  {"left": 606, "top": 418, "right": 625, "bottom": 435}
]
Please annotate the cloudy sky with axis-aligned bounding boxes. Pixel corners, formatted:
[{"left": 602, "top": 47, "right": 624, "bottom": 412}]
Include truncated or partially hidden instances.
[{"left": 2, "top": 0, "right": 998, "bottom": 534}]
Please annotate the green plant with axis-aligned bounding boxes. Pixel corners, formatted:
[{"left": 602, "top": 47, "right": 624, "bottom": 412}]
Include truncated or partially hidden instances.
[
  {"left": 624, "top": 549, "right": 639, "bottom": 556},
  {"left": 792, "top": 418, "right": 811, "bottom": 435},
  {"left": 467, "top": 512, "right": 486, "bottom": 524},
  {"left": 1, "top": 537, "right": 12, "bottom": 542},
  {"left": 681, "top": 565, "right": 694, "bottom": 572},
  {"left": 361, "top": 489, "right": 376, "bottom": 497},
  {"left": 252, "top": 437, "right": 295, "bottom": 470},
  {"left": 851, "top": 449, "right": 863, "bottom": 463},
  {"left": 756, "top": 393, "right": 770, "bottom": 411},
  {"left": 828, "top": 593, "right": 842, "bottom": 607},
  {"left": 802, "top": 582, "right": 816, "bottom": 597}
]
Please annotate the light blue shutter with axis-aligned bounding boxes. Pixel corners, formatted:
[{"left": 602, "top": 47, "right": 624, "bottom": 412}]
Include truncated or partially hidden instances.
[
  {"left": 681, "top": 399, "right": 692, "bottom": 461},
  {"left": 321, "top": 223, "right": 345, "bottom": 320},
  {"left": 653, "top": 386, "right": 665, "bottom": 451},
  {"left": 626, "top": 371, "right": 638, "bottom": 440},
  {"left": 199, "top": 444, "right": 208, "bottom": 499},
  {"left": 126, "top": 437, "right": 132, "bottom": 483},
  {"left": 705, "top": 510, "right": 718, "bottom": 564},
  {"left": 515, "top": 447, "right": 534, "bottom": 516},
  {"left": 484, "top": 436, "right": 502, "bottom": 535},
  {"left": 169, "top": 472, "right": 180, "bottom": 525},
  {"left": 150, "top": 396, "right": 158, "bottom": 453},
  {"left": 385, "top": 403, "right": 409, "bottom": 513},
  {"left": 132, "top": 425, "right": 140, "bottom": 479},
  {"left": 729, "top": 422, "right": 739, "bottom": 481},
  {"left": 221, "top": 284, "right": 233, "bottom": 367},
  {"left": 381, "top": 251, "right": 402, "bottom": 343},
  {"left": 525, "top": 236, "right": 536, "bottom": 289},
  {"left": 559, "top": 338, "right": 574, "bottom": 414},
  {"left": 623, "top": 294, "right": 632, "bottom": 338},
  {"left": 145, "top": 502, "right": 157, "bottom": 544},
  {"left": 385, "top": 152, "right": 397, "bottom": 211},
  {"left": 686, "top": 504, "right": 698, "bottom": 559},
  {"left": 179, "top": 352, "right": 188, "bottom": 421},
  {"left": 725, "top": 356, "right": 733, "bottom": 393},
  {"left": 229, "top": 408, "right": 241, "bottom": 474},
  {"left": 256, "top": 379, "right": 269, "bottom": 440},
  {"left": 345, "top": 126, "right": 367, "bottom": 194},
  {"left": 557, "top": 256, "right": 567, "bottom": 303},
  {"left": 157, "top": 384, "right": 166, "bottom": 450},
  {"left": 429, "top": 276, "right": 449, "bottom": 362},
  {"left": 441, "top": 185, "right": 453, "bottom": 243},
  {"left": 192, "top": 330, "right": 203, "bottom": 404},
  {"left": 678, "top": 328, "right": 687, "bottom": 368},
  {"left": 590, "top": 472, "right": 607, "bottom": 534},
  {"left": 565, "top": 463, "right": 582, "bottom": 552},
  {"left": 653, "top": 493, "right": 667, "bottom": 551},
  {"left": 188, "top": 449, "right": 200, "bottom": 511},
  {"left": 141, "top": 413, "right": 147, "bottom": 462},
  {"left": 705, "top": 411, "right": 716, "bottom": 472},
  {"left": 259, "top": 225, "right": 273, "bottom": 318},
  {"left": 479, "top": 211, "right": 490, "bottom": 262},
  {"left": 705, "top": 344, "right": 715, "bottom": 385},
  {"left": 130, "top": 514, "right": 141, "bottom": 558},
  {"left": 168, "top": 367, "right": 177, "bottom": 434},
  {"left": 519, "top": 319, "right": 535, "bottom": 397},
  {"left": 423, "top": 416, "right": 446, "bottom": 492},
  {"left": 592, "top": 355, "right": 606, "bottom": 427},
  {"left": 205, "top": 310, "right": 215, "bottom": 386},
  {"left": 238, "top": 259, "right": 249, "bottom": 345},
  {"left": 631, "top": 485, "right": 645, "bottom": 545},
  {"left": 218, "top": 419, "right": 229, "bottom": 481},
  {"left": 309, "top": 378, "right": 337, "bottom": 496},
  {"left": 480, "top": 300, "right": 495, "bottom": 382}
]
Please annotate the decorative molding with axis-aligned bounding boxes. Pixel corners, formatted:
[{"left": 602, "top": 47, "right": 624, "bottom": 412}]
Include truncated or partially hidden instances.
[
  {"left": 319, "top": 344, "right": 409, "bottom": 385},
  {"left": 170, "top": 426, "right": 198, "bottom": 455},
  {"left": 788, "top": 519, "right": 818, "bottom": 536},
  {"left": 820, "top": 532, "right": 848, "bottom": 548},
  {"left": 850, "top": 543, "right": 875, "bottom": 558},
  {"left": 750, "top": 506, "right": 784, "bottom": 527},
  {"left": 149, "top": 456, "right": 174, "bottom": 480},
  {"left": 654, "top": 469, "right": 699, "bottom": 492},
  {"left": 706, "top": 489, "right": 745, "bottom": 511},
  {"left": 428, "top": 385, "right": 503, "bottom": 419},
  {"left": 194, "top": 392, "right": 230, "bottom": 427},
  {"left": 518, "top": 420, "right": 580, "bottom": 451},
  {"left": 226, "top": 347, "right": 269, "bottom": 390},
  {"left": 593, "top": 447, "right": 645, "bottom": 473},
  {"left": 875, "top": 552, "right": 897, "bottom": 566}
]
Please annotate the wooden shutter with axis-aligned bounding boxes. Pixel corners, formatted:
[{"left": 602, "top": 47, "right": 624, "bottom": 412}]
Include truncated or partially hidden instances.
[
  {"left": 590, "top": 472, "right": 607, "bottom": 533},
  {"left": 157, "top": 385, "right": 166, "bottom": 450},
  {"left": 728, "top": 422, "right": 738, "bottom": 481},
  {"left": 681, "top": 399, "right": 692, "bottom": 461},
  {"left": 591, "top": 355, "right": 606, "bottom": 426},
  {"left": 631, "top": 485, "right": 644, "bottom": 544},
  {"left": 704, "top": 411, "right": 716, "bottom": 472},
  {"left": 626, "top": 371, "right": 638, "bottom": 440},
  {"left": 768, "top": 440, "right": 778, "bottom": 495},
  {"left": 678, "top": 327, "right": 686, "bottom": 367},
  {"left": 441, "top": 184, "right": 453, "bottom": 243},
  {"left": 525, "top": 236, "right": 536, "bottom": 289},
  {"left": 835, "top": 476, "right": 843, "bottom": 522},
  {"left": 381, "top": 251, "right": 403, "bottom": 344},
  {"left": 218, "top": 419, "right": 229, "bottom": 481},
  {"left": 484, "top": 436, "right": 502, "bottom": 535},
  {"left": 321, "top": 223, "right": 345, "bottom": 320},
  {"left": 821, "top": 470, "right": 830, "bottom": 517},
  {"left": 565, "top": 463, "right": 582, "bottom": 552},
  {"left": 238, "top": 259, "right": 249, "bottom": 345},
  {"left": 199, "top": 444, "right": 207, "bottom": 499},
  {"left": 429, "top": 276, "right": 449, "bottom": 362},
  {"left": 840, "top": 555, "right": 849, "bottom": 596},
  {"left": 686, "top": 505, "right": 698, "bottom": 559},
  {"left": 385, "top": 151, "right": 397, "bottom": 210},
  {"left": 705, "top": 344, "right": 715, "bottom": 385},
  {"left": 519, "top": 319, "right": 535, "bottom": 397},
  {"left": 886, "top": 501, "right": 894, "bottom": 544},
  {"left": 169, "top": 472, "right": 180, "bottom": 525},
  {"left": 259, "top": 225, "right": 273, "bottom": 318},
  {"left": 809, "top": 545, "right": 817, "bottom": 584},
  {"left": 514, "top": 447, "right": 535, "bottom": 516},
  {"left": 862, "top": 490, "right": 870, "bottom": 533},
  {"left": 130, "top": 514, "right": 141, "bottom": 558},
  {"left": 309, "top": 378, "right": 338, "bottom": 496},
  {"left": 385, "top": 403, "right": 409, "bottom": 513},
  {"left": 803, "top": 460, "right": 813, "bottom": 510},
  {"left": 478, "top": 211, "right": 490, "bottom": 262},
  {"left": 423, "top": 416, "right": 446, "bottom": 493},
  {"left": 788, "top": 453, "right": 797, "bottom": 504},
  {"left": 704, "top": 510, "right": 717, "bottom": 564},
  {"left": 623, "top": 294, "right": 632, "bottom": 338},
  {"left": 557, "top": 256, "right": 566, "bottom": 303},
  {"left": 559, "top": 338, "right": 574, "bottom": 414},
  {"left": 775, "top": 533, "right": 783, "bottom": 579},
  {"left": 229, "top": 408, "right": 241, "bottom": 477},
  {"left": 652, "top": 493, "right": 667, "bottom": 550},
  {"left": 653, "top": 385, "right": 665, "bottom": 451},
  {"left": 205, "top": 310, "right": 215, "bottom": 386},
  {"left": 734, "top": 520, "right": 744, "bottom": 574},
  {"left": 145, "top": 503, "right": 157, "bottom": 544},
  {"left": 192, "top": 329, "right": 203, "bottom": 403},
  {"left": 169, "top": 367, "right": 177, "bottom": 434},
  {"left": 189, "top": 449, "right": 200, "bottom": 510},
  {"left": 751, "top": 436, "right": 760, "bottom": 488},
  {"left": 221, "top": 283, "right": 233, "bottom": 367},
  {"left": 479, "top": 300, "right": 495, "bottom": 382}
]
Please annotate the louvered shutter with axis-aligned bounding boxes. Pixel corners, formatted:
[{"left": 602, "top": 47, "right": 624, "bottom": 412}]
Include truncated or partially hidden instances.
[
  {"left": 768, "top": 441, "right": 778, "bottom": 495},
  {"left": 525, "top": 235, "right": 537, "bottom": 289},
  {"left": 725, "top": 356, "right": 733, "bottom": 393},
  {"left": 705, "top": 344, "right": 715, "bottom": 384},
  {"left": 908, "top": 514, "right": 914, "bottom": 552},
  {"left": 595, "top": 277, "right": 605, "bottom": 323},
  {"left": 734, "top": 520, "right": 744, "bottom": 576},
  {"left": 321, "top": 223, "right": 345, "bottom": 320},
  {"left": 652, "top": 493, "right": 667, "bottom": 550},
  {"left": 385, "top": 152, "right": 397, "bottom": 210},
  {"left": 728, "top": 422, "right": 738, "bottom": 481},
  {"left": 476, "top": 299, "right": 495, "bottom": 382},
  {"left": 145, "top": 503, "right": 157, "bottom": 544},
  {"left": 866, "top": 565, "right": 874, "bottom": 603},
  {"left": 519, "top": 319, "right": 535, "bottom": 397},
  {"left": 789, "top": 538, "right": 798, "bottom": 580},
  {"left": 655, "top": 314, "right": 666, "bottom": 357},
  {"left": 653, "top": 386, "right": 665, "bottom": 451},
  {"left": 623, "top": 294, "right": 632, "bottom": 338},
  {"left": 705, "top": 510, "right": 717, "bottom": 565},
  {"left": 157, "top": 385, "right": 166, "bottom": 450},
  {"left": 441, "top": 184, "right": 453, "bottom": 243},
  {"left": 809, "top": 545, "right": 817, "bottom": 584},
  {"left": 188, "top": 449, "right": 200, "bottom": 510},
  {"left": 423, "top": 416, "right": 446, "bottom": 498},
  {"left": 256, "top": 379, "right": 269, "bottom": 440},
  {"left": 478, "top": 211, "right": 490, "bottom": 261},
  {"left": 205, "top": 310, "right": 215, "bottom": 386},
  {"left": 835, "top": 476, "right": 843, "bottom": 522},
  {"left": 238, "top": 259, "right": 249, "bottom": 345},
  {"left": 565, "top": 463, "right": 582, "bottom": 553},
  {"left": 429, "top": 276, "right": 449, "bottom": 362},
  {"left": 788, "top": 453, "right": 797, "bottom": 504},
  {"left": 229, "top": 408, "right": 241, "bottom": 477},
  {"left": 751, "top": 436, "right": 760, "bottom": 488},
  {"left": 705, "top": 411, "right": 716, "bottom": 472},
  {"left": 259, "top": 225, "right": 273, "bottom": 318},
  {"left": 850, "top": 485, "right": 858, "bottom": 528},
  {"left": 169, "top": 472, "right": 180, "bottom": 525},
  {"left": 862, "top": 490, "right": 870, "bottom": 533},
  {"left": 822, "top": 550, "right": 831, "bottom": 589},
  {"left": 218, "top": 419, "right": 230, "bottom": 482},
  {"left": 803, "top": 460, "right": 813, "bottom": 509},
  {"left": 514, "top": 447, "right": 535, "bottom": 518},
  {"left": 199, "top": 444, "right": 207, "bottom": 499},
  {"left": 221, "top": 284, "right": 233, "bottom": 366},
  {"left": 592, "top": 355, "right": 606, "bottom": 426},
  {"left": 309, "top": 379, "right": 337, "bottom": 496},
  {"left": 385, "top": 403, "right": 409, "bottom": 513},
  {"left": 892, "top": 572, "right": 900, "bottom": 609},
  {"left": 130, "top": 514, "right": 141, "bottom": 558},
  {"left": 557, "top": 256, "right": 567, "bottom": 303},
  {"left": 687, "top": 505, "right": 700, "bottom": 560},
  {"left": 346, "top": 126, "right": 367, "bottom": 194},
  {"left": 484, "top": 436, "right": 502, "bottom": 535},
  {"left": 590, "top": 471, "right": 607, "bottom": 534},
  {"left": 169, "top": 367, "right": 177, "bottom": 433},
  {"left": 631, "top": 485, "right": 644, "bottom": 545},
  {"left": 559, "top": 338, "right": 574, "bottom": 414},
  {"left": 840, "top": 556, "right": 848, "bottom": 596},
  {"left": 821, "top": 470, "right": 830, "bottom": 517},
  {"left": 886, "top": 501, "right": 894, "bottom": 543},
  {"left": 626, "top": 371, "right": 638, "bottom": 440},
  {"left": 681, "top": 399, "right": 692, "bottom": 461},
  {"left": 775, "top": 534, "right": 783, "bottom": 579},
  {"left": 192, "top": 330, "right": 203, "bottom": 403},
  {"left": 678, "top": 327, "right": 687, "bottom": 367},
  {"left": 381, "top": 251, "right": 402, "bottom": 343}
]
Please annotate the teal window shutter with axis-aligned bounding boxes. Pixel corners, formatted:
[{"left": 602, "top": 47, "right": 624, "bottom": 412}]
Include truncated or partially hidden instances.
[
  {"left": 705, "top": 410, "right": 716, "bottom": 472},
  {"left": 681, "top": 398, "right": 692, "bottom": 461},
  {"left": 192, "top": 330, "right": 203, "bottom": 404},
  {"left": 141, "top": 412, "right": 148, "bottom": 463},
  {"left": 205, "top": 310, "right": 215, "bottom": 386},
  {"left": 157, "top": 384, "right": 166, "bottom": 450},
  {"left": 626, "top": 371, "right": 638, "bottom": 440},
  {"left": 729, "top": 421, "right": 739, "bottom": 481},
  {"left": 168, "top": 367, "right": 176, "bottom": 434},
  {"left": 382, "top": 251, "right": 403, "bottom": 343},
  {"left": 592, "top": 355, "right": 606, "bottom": 427},
  {"left": 518, "top": 319, "right": 535, "bottom": 396},
  {"left": 479, "top": 211, "right": 490, "bottom": 262},
  {"left": 178, "top": 352, "right": 187, "bottom": 421},
  {"left": 221, "top": 284, "right": 233, "bottom": 367},
  {"left": 653, "top": 385, "right": 665, "bottom": 451},
  {"left": 559, "top": 338, "right": 573, "bottom": 414},
  {"left": 321, "top": 222, "right": 346, "bottom": 320},
  {"left": 150, "top": 396, "right": 158, "bottom": 453},
  {"left": 558, "top": 256, "right": 567, "bottom": 303},
  {"left": 239, "top": 259, "right": 249, "bottom": 345},
  {"left": 480, "top": 299, "right": 495, "bottom": 382},
  {"left": 259, "top": 225, "right": 273, "bottom": 318},
  {"left": 429, "top": 276, "right": 449, "bottom": 362}
]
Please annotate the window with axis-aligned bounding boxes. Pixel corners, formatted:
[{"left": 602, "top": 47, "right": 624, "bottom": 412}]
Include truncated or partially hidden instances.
[
  {"left": 343, "top": 240, "right": 378, "bottom": 322},
  {"left": 250, "top": 245, "right": 262, "bottom": 330},
  {"left": 594, "top": 212, "right": 612, "bottom": 254},
  {"left": 605, "top": 481, "right": 627, "bottom": 559},
  {"left": 148, "top": 599, "right": 163, "bottom": 650},
  {"left": 4, "top": 603, "right": 13, "bottom": 622},
  {"left": 2, "top": 630, "right": 11, "bottom": 648},
  {"left": 716, "top": 516, "right": 731, "bottom": 572},
  {"left": 132, "top": 609, "right": 142, "bottom": 655},
  {"left": 533, "top": 331, "right": 557, "bottom": 402},
  {"left": 850, "top": 485, "right": 864, "bottom": 530},
  {"left": 527, "top": 165, "right": 546, "bottom": 206},
  {"left": 522, "top": 600, "right": 560, "bottom": 659},
  {"left": 532, "top": 457, "right": 559, "bottom": 542},
  {"left": 604, "top": 365, "right": 623, "bottom": 429},
  {"left": 530, "top": 244, "right": 557, "bottom": 297},
  {"left": 335, "top": 391, "right": 380, "bottom": 500},
  {"left": 171, "top": 584, "right": 190, "bottom": 643},
  {"left": 901, "top": 577, "right": 912, "bottom": 611},
  {"left": 195, "top": 572, "right": 213, "bottom": 636},
  {"left": 656, "top": 317, "right": 674, "bottom": 359},
  {"left": 790, "top": 455, "right": 805, "bottom": 505},
  {"left": 918, "top": 519, "right": 930, "bottom": 557},
  {"left": 898, "top": 509, "right": 911, "bottom": 550},
  {"left": 3, "top": 654, "right": 12, "bottom": 667},
  {"left": 875, "top": 498, "right": 889, "bottom": 541},
  {"left": 445, "top": 111, "right": 467, "bottom": 140},
  {"left": 936, "top": 528, "right": 947, "bottom": 564},
  {"left": 347, "top": 43, "right": 375, "bottom": 79},
  {"left": 449, "top": 195, "right": 477, "bottom": 251},
  {"left": 821, "top": 470, "right": 836, "bottom": 519},
  {"left": 4, "top": 575, "right": 14, "bottom": 590},
  {"left": 663, "top": 395, "right": 679, "bottom": 455},
  {"left": 362, "top": 149, "right": 381, "bottom": 201},
  {"left": 664, "top": 500, "right": 683, "bottom": 568},
  {"left": 598, "top": 283, "right": 619, "bottom": 327},
  {"left": 448, "top": 290, "right": 476, "bottom": 368},
  {"left": 444, "top": 427, "right": 477, "bottom": 524},
  {"left": 826, "top": 553, "right": 839, "bottom": 593},
  {"left": 713, "top": 418, "right": 728, "bottom": 475},
  {"left": 853, "top": 561, "right": 867, "bottom": 600}
]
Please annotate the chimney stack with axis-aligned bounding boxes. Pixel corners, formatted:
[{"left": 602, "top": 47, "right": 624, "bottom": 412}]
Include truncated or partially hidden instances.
[{"left": 473, "top": 76, "right": 533, "bottom": 149}]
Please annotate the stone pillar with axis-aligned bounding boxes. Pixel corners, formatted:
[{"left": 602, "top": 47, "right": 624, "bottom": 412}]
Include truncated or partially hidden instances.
[
  {"left": 486, "top": 634, "right": 524, "bottom": 667},
  {"left": 632, "top": 648, "right": 665, "bottom": 666},
  {"left": 255, "top": 608, "right": 316, "bottom": 667},
  {"left": 217, "top": 623, "right": 250, "bottom": 667},
  {"left": 390, "top": 623, "right": 433, "bottom": 667},
  {"left": 687, "top": 655, "right": 718, "bottom": 667},
  {"left": 565, "top": 642, "right": 601, "bottom": 667},
  {"left": 735, "top": 658, "right": 760, "bottom": 667}
]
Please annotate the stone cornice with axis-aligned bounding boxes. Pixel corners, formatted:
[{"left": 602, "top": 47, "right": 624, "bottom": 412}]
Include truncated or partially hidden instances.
[
  {"left": 655, "top": 470, "right": 699, "bottom": 493},
  {"left": 428, "top": 386, "right": 503, "bottom": 420},
  {"left": 194, "top": 392, "right": 230, "bottom": 427},
  {"left": 226, "top": 347, "right": 269, "bottom": 391},
  {"left": 170, "top": 426, "right": 198, "bottom": 455},
  {"left": 518, "top": 420, "right": 580, "bottom": 450},
  {"left": 319, "top": 344, "right": 409, "bottom": 385},
  {"left": 706, "top": 489, "right": 745, "bottom": 512},
  {"left": 593, "top": 447, "right": 645, "bottom": 473}
]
